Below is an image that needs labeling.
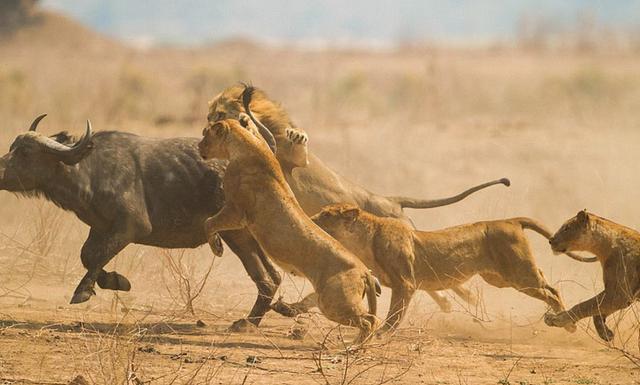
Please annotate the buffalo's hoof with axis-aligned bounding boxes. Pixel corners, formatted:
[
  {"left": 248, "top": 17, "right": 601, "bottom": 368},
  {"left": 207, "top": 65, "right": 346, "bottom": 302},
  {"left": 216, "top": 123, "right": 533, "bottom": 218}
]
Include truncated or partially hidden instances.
[
  {"left": 97, "top": 271, "right": 131, "bottom": 291},
  {"left": 208, "top": 233, "right": 224, "bottom": 257},
  {"left": 228, "top": 318, "right": 256, "bottom": 333},
  {"left": 596, "top": 325, "right": 615, "bottom": 341},
  {"left": 564, "top": 322, "right": 577, "bottom": 333},
  {"left": 70, "top": 288, "right": 95, "bottom": 304}
]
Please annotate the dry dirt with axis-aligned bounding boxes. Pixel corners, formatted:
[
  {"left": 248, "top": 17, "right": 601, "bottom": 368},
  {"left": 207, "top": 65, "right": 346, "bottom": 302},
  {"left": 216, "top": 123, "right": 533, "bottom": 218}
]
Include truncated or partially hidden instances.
[
  {"left": 0, "top": 282, "right": 637, "bottom": 385},
  {"left": 0, "top": 9, "right": 639, "bottom": 385}
]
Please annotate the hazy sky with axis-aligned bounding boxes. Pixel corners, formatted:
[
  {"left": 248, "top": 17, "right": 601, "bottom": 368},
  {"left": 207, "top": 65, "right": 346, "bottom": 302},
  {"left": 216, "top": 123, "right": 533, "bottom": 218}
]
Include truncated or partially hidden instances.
[{"left": 41, "top": 0, "right": 640, "bottom": 46}]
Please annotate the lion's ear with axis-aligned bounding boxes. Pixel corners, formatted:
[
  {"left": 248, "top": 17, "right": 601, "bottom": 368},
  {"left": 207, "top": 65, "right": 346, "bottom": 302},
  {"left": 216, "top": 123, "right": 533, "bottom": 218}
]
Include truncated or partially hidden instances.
[
  {"left": 341, "top": 207, "right": 360, "bottom": 222},
  {"left": 577, "top": 209, "right": 589, "bottom": 225},
  {"left": 212, "top": 121, "right": 229, "bottom": 137}
]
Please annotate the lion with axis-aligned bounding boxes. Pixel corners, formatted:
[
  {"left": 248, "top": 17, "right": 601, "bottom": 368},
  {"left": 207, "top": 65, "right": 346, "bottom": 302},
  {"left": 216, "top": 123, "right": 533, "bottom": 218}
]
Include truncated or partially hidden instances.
[
  {"left": 198, "top": 116, "right": 380, "bottom": 344},
  {"left": 544, "top": 210, "right": 640, "bottom": 341},
  {"left": 276, "top": 203, "right": 590, "bottom": 333},
  {"left": 208, "top": 84, "right": 309, "bottom": 172},
  {"left": 208, "top": 83, "right": 511, "bottom": 314}
]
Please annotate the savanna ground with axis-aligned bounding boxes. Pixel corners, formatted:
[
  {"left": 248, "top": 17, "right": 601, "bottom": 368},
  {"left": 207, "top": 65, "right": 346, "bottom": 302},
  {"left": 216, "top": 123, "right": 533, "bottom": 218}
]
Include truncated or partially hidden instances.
[{"left": 0, "top": 10, "right": 639, "bottom": 385}]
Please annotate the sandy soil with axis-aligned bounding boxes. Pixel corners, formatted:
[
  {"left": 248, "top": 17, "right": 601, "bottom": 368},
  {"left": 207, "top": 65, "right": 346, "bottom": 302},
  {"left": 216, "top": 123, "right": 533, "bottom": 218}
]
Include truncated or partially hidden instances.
[{"left": 0, "top": 277, "right": 637, "bottom": 385}]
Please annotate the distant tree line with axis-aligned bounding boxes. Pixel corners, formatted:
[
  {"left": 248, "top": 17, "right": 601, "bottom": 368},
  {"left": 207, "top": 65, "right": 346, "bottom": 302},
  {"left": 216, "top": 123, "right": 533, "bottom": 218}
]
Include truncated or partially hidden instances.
[{"left": 0, "top": 0, "right": 40, "bottom": 34}]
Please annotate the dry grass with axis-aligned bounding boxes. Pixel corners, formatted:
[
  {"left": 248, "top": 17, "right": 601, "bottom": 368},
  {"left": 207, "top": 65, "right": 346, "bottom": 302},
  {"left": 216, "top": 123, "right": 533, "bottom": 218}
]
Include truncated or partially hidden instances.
[{"left": 0, "top": 9, "right": 639, "bottom": 385}]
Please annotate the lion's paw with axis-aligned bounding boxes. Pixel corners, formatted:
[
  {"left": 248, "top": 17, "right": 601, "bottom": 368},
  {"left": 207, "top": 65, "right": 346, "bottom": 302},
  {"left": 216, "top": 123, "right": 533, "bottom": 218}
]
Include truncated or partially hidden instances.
[
  {"left": 544, "top": 311, "right": 572, "bottom": 329},
  {"left": 286, "top": 128, "right": 308, "bottom": 145}
]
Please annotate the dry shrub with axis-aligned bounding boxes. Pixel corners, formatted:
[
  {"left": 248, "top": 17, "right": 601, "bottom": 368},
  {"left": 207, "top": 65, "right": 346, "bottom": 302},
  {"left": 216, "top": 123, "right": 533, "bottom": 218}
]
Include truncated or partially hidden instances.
[
  {"left": 309, "top": 325, "right": 415, "bottom": 385},
  {"left": 160, "top": 249, "right": 216, "bottom": 316}
]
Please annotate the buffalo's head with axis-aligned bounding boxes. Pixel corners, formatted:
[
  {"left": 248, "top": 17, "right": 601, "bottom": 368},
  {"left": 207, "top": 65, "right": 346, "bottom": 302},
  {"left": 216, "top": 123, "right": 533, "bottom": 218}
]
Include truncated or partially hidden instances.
[{"left": 0, "top": 114, "right": 94, "bottom": 192}]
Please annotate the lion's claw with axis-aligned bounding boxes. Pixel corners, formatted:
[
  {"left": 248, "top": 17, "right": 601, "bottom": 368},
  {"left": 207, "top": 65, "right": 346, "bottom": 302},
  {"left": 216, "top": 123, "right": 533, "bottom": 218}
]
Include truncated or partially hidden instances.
[{"left": 286, "top": 128, "right": 308, "bottom": 145}]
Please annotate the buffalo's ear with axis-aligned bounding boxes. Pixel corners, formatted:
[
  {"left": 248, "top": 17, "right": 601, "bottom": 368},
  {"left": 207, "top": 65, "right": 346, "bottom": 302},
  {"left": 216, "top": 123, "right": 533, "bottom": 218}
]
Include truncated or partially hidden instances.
[
  {"left": 50, "top": 131, "right": 73, "bottom": 145},
  {"left": 577, "top": 209, "right": 589, "bottom": 225}
]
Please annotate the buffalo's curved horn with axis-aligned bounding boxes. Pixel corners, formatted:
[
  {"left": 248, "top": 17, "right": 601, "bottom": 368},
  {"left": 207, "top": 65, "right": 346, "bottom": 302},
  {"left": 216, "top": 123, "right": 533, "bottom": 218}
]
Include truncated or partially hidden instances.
[
  {"left": 240, "top": 84, "right": 277, "bottom": 154},
  {"left": 29, "top": 114, "right": 47, "bottom": 132},
  {"left": 36, "top": 120, "right": 94, "bottom": 165}
]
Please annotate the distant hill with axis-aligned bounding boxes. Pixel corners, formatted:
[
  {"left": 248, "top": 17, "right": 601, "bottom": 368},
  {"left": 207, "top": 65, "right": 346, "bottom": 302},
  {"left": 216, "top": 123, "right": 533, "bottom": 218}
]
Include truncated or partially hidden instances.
[
  {"left": 1, "top": 9, "right": 121, "bottom": 54},
  {"left": 40, "top": 0, "right": 640, "bottom": 46}
]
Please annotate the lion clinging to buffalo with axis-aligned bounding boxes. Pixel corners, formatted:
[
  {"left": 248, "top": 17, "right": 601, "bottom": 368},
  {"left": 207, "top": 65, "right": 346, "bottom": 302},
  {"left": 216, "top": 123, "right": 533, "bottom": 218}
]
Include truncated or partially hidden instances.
[{"left": 209, "top": 83, "right": 510, "bottom": 314}]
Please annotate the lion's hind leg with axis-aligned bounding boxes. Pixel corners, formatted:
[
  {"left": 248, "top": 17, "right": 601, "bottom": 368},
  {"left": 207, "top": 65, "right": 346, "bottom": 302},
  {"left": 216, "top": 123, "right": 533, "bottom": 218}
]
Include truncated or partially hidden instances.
[
  {"left": 271, "top": 292, "right": 318, "bottom": 317},
  {"left": 380, "top": 282, "right": 415, "bottom": 333},
  {"left": 451, "top": 285, "right": 479, "bottom": 307},
  {"left": 352, "top": 313, "right": 380, "bottom": 346},
  {"left": 509, "top": 271, "right": 577, "bottom": 333},
  {"left": 316, "top": 277, "right": 380, "bottom": 347}
]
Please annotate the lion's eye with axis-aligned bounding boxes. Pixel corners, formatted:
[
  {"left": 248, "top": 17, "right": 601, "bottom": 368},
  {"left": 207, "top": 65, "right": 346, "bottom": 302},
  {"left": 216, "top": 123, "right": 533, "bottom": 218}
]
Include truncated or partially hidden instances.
[{"left": 216, "top": 112, "right": 225, "bottom": 120}]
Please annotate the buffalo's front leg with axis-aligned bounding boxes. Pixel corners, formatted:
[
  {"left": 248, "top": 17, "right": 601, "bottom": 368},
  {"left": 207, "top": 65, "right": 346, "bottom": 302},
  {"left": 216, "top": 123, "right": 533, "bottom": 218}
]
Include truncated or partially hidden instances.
[
  {"left": 71, "top": 229, "right": 131, "bottom": 304},
  {"left": 220, "top": 230, "right": 281, "bottom": 332}
]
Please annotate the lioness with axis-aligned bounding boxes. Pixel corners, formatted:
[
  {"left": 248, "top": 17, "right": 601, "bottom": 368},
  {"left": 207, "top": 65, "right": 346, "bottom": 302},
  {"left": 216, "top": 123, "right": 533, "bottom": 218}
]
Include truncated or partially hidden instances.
[
  {"left": 545, "top": 210, "right": 640, "bottom": 341},
  {"left": 198, "top": 117, "right": 380, "bottom": 344},
  {"left": 209, "top": 84, "right": 510, "bottom": 314},
  {"left": 282, "top": 203, "right": 585, "bottom": 332}
]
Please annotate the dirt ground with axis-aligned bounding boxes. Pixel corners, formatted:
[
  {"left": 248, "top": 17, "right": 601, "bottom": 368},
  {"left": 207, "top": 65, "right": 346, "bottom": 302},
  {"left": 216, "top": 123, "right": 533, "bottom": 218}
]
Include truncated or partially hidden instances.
[
  {"left": 0, "top": 281, "right": 638, "bottom": 385},
  {"left": 0, "top": 278, "right": 640, "bottom": 385},
  {"left": 1, "top": 9, "right": 640, "bottom": 385}
]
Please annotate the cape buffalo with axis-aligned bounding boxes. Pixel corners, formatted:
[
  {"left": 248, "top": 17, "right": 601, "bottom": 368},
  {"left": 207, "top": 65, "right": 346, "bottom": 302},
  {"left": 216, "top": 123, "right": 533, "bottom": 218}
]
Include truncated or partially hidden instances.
[{"left": 0, "top": 114, "right": 281, "bottom": 331}]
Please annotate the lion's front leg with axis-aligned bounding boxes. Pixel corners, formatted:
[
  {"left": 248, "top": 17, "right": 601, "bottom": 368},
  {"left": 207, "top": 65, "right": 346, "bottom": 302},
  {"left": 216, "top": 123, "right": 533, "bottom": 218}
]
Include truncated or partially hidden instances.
[
  {"left": 545, "top": 291, "right": 605, "bottom": 328},
  {"left": 280, "top": 127, "right": 309, "bottom": 168},
  {"left": 545, "top": 290, "right": 628, "bottom": 340},
  {"left": 204, "top": 204, "right": 246, "bottom": 256}
]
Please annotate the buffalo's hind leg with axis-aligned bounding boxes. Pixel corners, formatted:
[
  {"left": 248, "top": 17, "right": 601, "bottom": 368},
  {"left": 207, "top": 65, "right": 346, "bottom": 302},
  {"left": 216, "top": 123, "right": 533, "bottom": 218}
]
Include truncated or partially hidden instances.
[
  {"left": 71, "top": 229, "right": 132, "bottom": 304},
  {"left": 221, "top": 230, "right": 281, "bottom": 332}
]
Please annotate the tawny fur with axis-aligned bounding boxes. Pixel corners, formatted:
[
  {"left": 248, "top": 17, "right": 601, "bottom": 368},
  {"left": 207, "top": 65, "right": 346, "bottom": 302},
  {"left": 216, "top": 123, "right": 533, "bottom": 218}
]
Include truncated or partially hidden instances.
[
  {"left": 285, "top": 203, "right": 577, "bottom": 333},
  {"left": 208, "top": 85, "right": 309, "bottom": 172},
  {"left": 198, "top": 118, "right": 379, "bottom": 344},
  {"left": 545, "top": 210, "right": 640, "bottom": 341},
  {"left": 209, "top": 84, "right": 510, "bottom": 313}
]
